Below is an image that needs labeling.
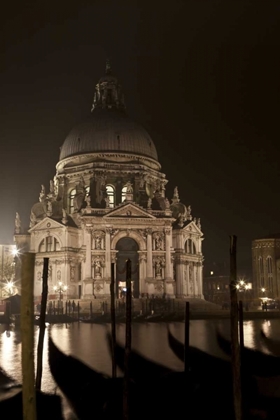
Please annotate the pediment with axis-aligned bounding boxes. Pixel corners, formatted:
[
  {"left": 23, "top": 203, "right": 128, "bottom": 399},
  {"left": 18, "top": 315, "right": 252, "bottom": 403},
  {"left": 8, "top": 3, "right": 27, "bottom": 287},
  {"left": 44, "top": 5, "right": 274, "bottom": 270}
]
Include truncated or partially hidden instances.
[
  {"left": 105, "top": 203, "right": 156, "bottom": 219},
  {"left": 29, "top": 217, "right": 64, "bottom": 233},
  {"left": 182, "top": 221, "right": 202, "bottom": 235}
]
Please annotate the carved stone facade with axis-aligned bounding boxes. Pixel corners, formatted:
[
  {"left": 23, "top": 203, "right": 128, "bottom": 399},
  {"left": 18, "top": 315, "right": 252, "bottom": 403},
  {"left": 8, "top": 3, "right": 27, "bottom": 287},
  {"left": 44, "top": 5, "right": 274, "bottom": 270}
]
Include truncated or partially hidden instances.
[
  {"left": 14, "top": 63, "right": 204, "bottom": 300},
  {"left": 252, "top": 235, "right": 280, "bottom": 298}
]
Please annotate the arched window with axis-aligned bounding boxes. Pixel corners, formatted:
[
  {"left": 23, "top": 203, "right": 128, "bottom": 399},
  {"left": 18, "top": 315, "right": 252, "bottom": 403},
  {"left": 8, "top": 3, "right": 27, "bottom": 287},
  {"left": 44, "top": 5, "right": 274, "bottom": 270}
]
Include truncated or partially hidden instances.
[
  {"left": 185, "top": 239, "right": 196, "bottom": 254},
  {"left": 69, "top": 188, "right": 76, "bottom": 213},
  {"left": 267, "top": 256, "right": 273, "bottom": 294},
  {"left": 106, "top": 185, "right": 115, "bottom": 208},
  {"left": 267, "top": 256, "right": 273, "bottom": 274},
  {"left": 258, "top": 256, "right": 264, "bottom": 287},
  {"left": 121, "top": 186, "right": 127, "bottom": 202},
  {"left": 69, "top": 186, "right": 89, "bottom": 213},
  {"left": 39, "top": 236, "right": 61, "bottom": 253}
]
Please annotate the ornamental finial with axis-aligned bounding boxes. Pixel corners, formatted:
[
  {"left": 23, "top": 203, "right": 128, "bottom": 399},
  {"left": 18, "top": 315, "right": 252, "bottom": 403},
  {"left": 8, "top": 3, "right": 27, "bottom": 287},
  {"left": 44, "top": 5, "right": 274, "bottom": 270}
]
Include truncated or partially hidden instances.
[{"left": 105, "top": 58, "right": 112, "bottom": 74}]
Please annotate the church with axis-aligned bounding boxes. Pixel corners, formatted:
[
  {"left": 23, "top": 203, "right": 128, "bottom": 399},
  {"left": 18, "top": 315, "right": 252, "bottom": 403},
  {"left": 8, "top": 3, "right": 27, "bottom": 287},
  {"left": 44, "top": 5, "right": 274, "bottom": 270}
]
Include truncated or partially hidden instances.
[{"left": 14, "top": 62, "right": 204, "bottom": 301}]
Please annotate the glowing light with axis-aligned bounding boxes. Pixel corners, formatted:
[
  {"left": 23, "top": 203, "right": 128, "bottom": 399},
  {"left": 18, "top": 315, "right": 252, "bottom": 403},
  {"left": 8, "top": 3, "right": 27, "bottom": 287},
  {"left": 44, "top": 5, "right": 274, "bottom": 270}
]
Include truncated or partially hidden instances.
[
  {"left": 6, "top": 281, "right": 14, "bottom": 291},
  {"left": 11, "top": 246, "right": 19, "bottom": 257},
  {"left": 261, "top": 288, "right": 265, "bottom": 293}
]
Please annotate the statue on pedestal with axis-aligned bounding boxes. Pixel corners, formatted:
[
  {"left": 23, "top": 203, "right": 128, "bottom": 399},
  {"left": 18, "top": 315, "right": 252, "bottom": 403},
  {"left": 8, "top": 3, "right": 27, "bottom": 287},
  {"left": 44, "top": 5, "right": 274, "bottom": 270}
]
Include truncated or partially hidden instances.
[{"left": 155, "top": 261, "right": 162, "bottom": 278}]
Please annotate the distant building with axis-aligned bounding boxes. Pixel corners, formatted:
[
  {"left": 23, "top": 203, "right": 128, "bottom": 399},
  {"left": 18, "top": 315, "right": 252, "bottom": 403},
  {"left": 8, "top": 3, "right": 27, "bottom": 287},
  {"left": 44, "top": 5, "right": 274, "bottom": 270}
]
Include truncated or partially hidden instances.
[
  {"left": 203, "top": 261, "right": 253, "bottom": 306},
  {"left": 0, "top": 244, "right": 17, "bottom": 298},
  {"left": 14, "top": 62, "right": 204, "bottom": 301},
  {"left": 203, "top": 262, "right": 230, "bottom": 304},
  {"left": 252, "top": 234, "right": 280, "bottom": 299}
]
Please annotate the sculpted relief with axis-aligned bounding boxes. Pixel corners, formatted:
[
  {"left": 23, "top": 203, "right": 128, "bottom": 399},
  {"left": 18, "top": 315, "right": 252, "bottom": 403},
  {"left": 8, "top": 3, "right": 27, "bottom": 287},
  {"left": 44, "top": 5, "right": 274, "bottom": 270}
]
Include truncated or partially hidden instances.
[
  {"left": 92, "top": 230, "right": 105, "bottom": 250},
  {"left": 153, "top": 232, "right": 164, "bottom": 250},
  {"left": 92, "top": 256, "right": 105, "bottom": 279}
]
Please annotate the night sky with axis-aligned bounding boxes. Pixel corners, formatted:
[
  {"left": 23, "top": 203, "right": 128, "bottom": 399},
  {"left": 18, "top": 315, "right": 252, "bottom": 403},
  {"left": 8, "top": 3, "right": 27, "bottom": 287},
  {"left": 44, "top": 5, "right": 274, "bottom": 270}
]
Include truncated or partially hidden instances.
[{"left": 1, "top": 1, "right": 280, "bottom": 277}]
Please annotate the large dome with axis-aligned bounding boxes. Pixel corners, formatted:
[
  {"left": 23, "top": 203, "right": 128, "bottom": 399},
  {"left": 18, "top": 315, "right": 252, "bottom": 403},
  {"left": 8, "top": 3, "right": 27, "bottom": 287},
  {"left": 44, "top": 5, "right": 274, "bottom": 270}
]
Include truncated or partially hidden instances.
[{"left": 59, "top": 109, "right": 158, "bottom": 161}]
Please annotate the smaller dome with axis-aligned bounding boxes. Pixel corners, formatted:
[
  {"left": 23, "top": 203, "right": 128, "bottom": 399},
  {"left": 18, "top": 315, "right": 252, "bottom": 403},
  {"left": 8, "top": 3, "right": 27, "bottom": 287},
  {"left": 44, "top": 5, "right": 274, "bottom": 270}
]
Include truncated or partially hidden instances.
[
  {"left": 31, "top": 200, "right": 63, "bottom": 222},
  {"left": 170, "top": 202, "right": 187, "bottom": 220}
]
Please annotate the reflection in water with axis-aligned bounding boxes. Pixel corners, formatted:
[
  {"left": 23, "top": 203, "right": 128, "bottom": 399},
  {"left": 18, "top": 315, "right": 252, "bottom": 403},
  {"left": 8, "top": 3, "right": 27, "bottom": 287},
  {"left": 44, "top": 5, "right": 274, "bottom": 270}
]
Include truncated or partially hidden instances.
[{"left": 0, "top": 319, "right": 279, "bottom": 393}]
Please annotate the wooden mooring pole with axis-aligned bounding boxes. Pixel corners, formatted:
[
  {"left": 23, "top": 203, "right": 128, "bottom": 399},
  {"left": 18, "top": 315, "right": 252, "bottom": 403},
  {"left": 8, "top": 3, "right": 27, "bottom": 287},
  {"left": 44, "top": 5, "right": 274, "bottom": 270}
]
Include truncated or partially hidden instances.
[
  {"left": 111, "top": 262, "right": 117, "bottom": 378},
  {"left": 36, "top": 257, "right": 49, "bottom": 391},
  {"left": 21, "top": 252, "right": 36, "bottom": 420},
  {"left": 238, "top": 300, "right": 244, "bottom": 351},
  {"left": 123, "top": 259, "right": 132, "bottom": 420},
  {"left": 184, "top": 301, "right": 190, "bottom": 376},
  {"left": 229, "top": 235, "right": 242, "bottom": 420}
]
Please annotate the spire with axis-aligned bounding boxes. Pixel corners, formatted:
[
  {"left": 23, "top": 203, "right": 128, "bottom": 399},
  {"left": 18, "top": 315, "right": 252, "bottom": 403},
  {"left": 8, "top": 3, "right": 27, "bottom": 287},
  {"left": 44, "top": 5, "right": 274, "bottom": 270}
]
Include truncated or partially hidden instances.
[
  {"left": 105, "top": 58, "right": 112, "bottom": 74},
  {"left": 171, "top": 186, "right": 180, "bottom": 204},
  {"left": 91, "top": 62, "right": 126, "bottom": 112}
]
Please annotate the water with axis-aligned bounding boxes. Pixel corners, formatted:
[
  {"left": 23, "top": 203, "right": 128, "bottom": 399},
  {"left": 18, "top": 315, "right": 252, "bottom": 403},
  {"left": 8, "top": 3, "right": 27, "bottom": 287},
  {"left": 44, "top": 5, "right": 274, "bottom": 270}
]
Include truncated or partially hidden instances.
[{"left": 1, "top": 318, "right": 279, "bottom": 394}]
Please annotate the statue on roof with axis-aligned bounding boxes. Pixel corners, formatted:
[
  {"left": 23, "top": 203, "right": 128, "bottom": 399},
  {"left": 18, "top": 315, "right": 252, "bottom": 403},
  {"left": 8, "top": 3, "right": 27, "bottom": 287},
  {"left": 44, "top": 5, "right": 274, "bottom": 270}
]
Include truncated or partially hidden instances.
[
  {"left": 39, "top": 185, "right": 46, "bottom": 202},
  {"left": 178, "top": 213, "right": 185, "bottom": 228},
  {"left": 46, "top": 201, "right": 52, "bottom": 216},
  {"left": 29, "top": 211, "right": 36, "bottom": 228},
  {"left": 50, "top": 180, "right": 54, "bottom": 194},
  {"left": 14, "top": 212, "right": 21, "bottom": 234},
  {"left": 85, "top": 194, "right": 91, "bottom": 207},
  {"left": 126, "top": 181, "right": 133, "bottom": 193},
  {"left": 73, "top": 177, "right": 86, "bottom": 212},
  {"left": 186, "top": 205, "right": 192, "bottom": 221},
  {"left": 62, "top": 209, "right": 68, "bottom": 225}
]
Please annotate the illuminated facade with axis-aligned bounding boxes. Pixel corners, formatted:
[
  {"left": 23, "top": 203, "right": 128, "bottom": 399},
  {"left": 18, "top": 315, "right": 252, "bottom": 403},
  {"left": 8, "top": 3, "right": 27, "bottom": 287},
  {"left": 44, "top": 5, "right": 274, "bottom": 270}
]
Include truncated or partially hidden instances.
[
  {"left": 14, "top": 63, "right": 204, "bottom": 300},
  {"left": 252, "top": 234, "right": 280, "bottom": 298},
  {"left": 0, "top": 244, "right": 18, "bottom": 297}
]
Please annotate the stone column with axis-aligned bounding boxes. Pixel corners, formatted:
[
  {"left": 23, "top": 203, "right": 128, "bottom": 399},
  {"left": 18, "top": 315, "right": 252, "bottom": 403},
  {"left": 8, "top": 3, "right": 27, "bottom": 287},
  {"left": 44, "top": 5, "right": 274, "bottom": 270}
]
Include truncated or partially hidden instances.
[
  {"left": 193, "top": 263, "right": 198, "bottom": 296},
  {"left": 85, "top": 229, "right": 92, "bottom": 279},
  {"left": 138, "top": 253, "right": 147, "bottom": 295},
  {"left": 105, "top": 229, "right": 111, "bottom": 280},
  {"left": 64, "top": 259, "right": 70, "bottom": 284},
  {"left": 185, "top": 262, "right": 190, "bottom": 296},
  {"left": 165, "top": 228, "right": 172, "bottom": 280},
  {"left": 197, "top": 262, "right": 204, "bottom": 298},
  {"left": 146, "top": 228, "right": 153, "bottom": 279},
  {"left": 175, "top": 258, "right": 185, "bottom": 297}
]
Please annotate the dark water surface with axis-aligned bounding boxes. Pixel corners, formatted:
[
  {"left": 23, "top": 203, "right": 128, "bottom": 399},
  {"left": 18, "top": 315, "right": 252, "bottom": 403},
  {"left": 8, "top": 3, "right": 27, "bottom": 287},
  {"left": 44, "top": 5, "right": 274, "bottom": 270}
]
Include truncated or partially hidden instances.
[{"left": 1, "top": 318, "right": 279, "bottom": 395}]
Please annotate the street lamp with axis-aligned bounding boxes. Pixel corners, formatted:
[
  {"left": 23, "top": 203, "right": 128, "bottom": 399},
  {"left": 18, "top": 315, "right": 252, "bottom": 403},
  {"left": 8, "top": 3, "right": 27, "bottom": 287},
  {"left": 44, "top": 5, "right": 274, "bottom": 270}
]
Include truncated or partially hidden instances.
[
  {"left": 54, "top": 281, "right": 68, "bottom": 301},
  {"left": 11, "top": 246, "right": 19, "bottom": 257},
  {"left": 236, "top": 279, "right": 251, "bottom": 310},
  {"left": 5, "top": 281, "right": 14, "bottom": 296}
]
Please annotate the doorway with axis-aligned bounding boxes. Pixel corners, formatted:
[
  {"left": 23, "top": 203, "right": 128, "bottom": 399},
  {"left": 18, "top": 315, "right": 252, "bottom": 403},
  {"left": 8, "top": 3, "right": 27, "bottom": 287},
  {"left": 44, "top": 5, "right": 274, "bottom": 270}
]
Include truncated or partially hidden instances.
[{"left": 116, "top": 237, "right": 139, "bottom": 298}]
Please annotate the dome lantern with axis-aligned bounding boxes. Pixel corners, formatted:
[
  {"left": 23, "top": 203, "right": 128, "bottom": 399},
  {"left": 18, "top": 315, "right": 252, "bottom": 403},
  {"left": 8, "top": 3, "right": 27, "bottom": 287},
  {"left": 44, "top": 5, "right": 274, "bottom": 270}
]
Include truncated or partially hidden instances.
[
  {"left": 91, "top": 60, "right": 125, "bottom": 112},
  {"left": 59, "top": 63, "right": 158, "bottom": 162}
]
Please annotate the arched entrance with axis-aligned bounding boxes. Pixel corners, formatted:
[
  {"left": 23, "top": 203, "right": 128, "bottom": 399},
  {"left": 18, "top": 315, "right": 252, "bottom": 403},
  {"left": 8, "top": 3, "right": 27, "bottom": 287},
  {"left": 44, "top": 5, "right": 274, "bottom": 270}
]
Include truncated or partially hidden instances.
[{"left": 116, "top": 237, "right": 139, "bottom": 298}]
